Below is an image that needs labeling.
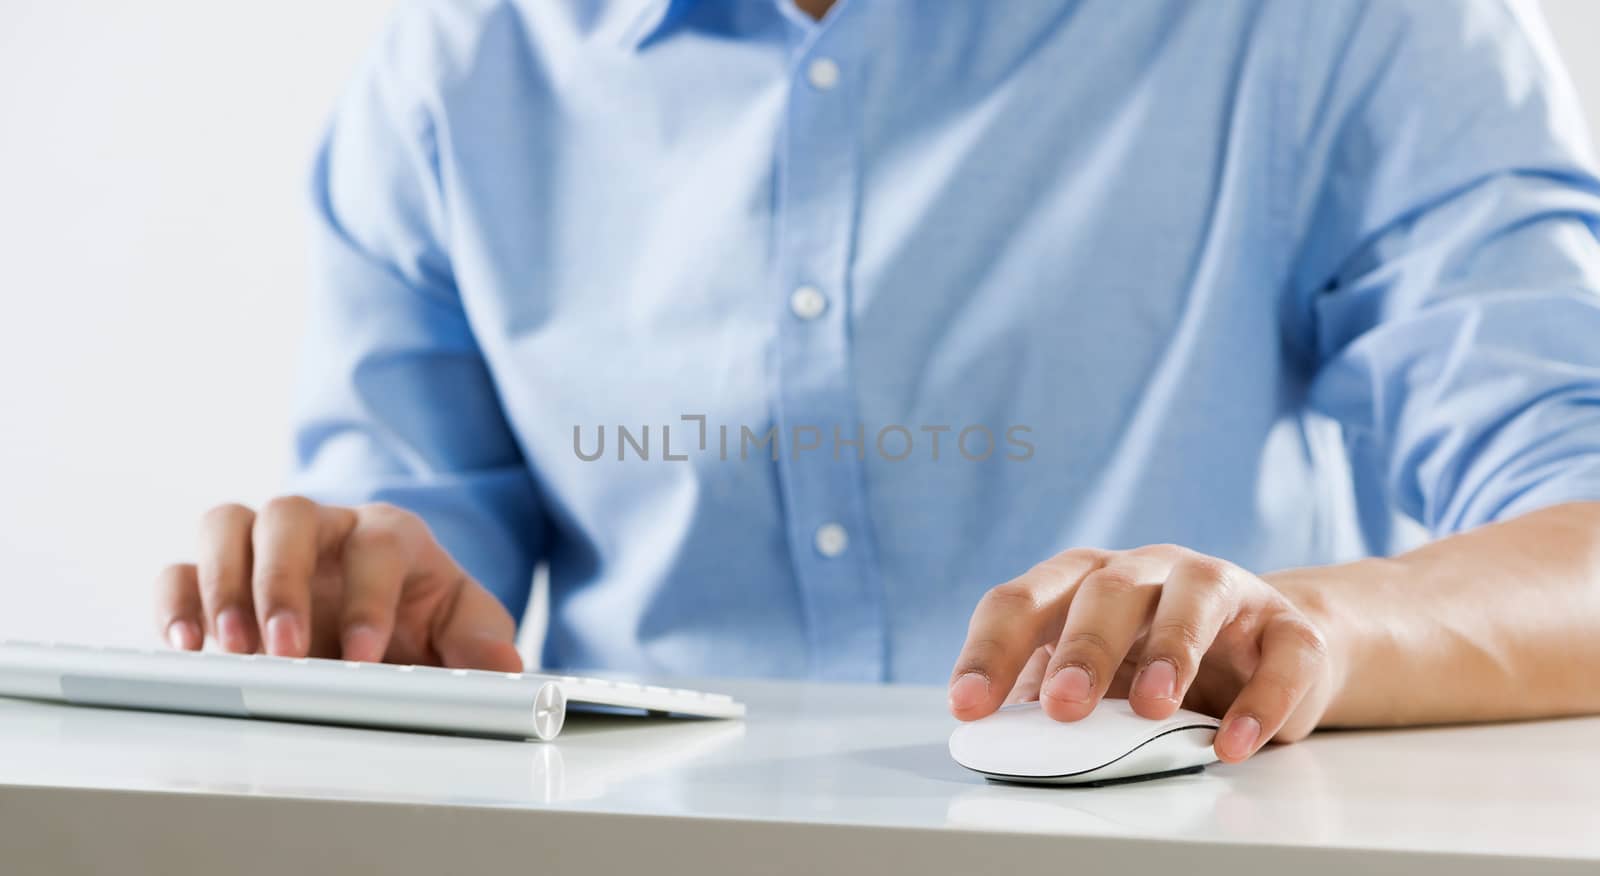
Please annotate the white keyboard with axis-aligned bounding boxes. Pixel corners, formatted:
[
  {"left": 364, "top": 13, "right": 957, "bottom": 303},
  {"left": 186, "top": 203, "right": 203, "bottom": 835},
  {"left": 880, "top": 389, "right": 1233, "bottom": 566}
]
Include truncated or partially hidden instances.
[{"left": 0, "top": 640, "right": 744, "bottom": 741}]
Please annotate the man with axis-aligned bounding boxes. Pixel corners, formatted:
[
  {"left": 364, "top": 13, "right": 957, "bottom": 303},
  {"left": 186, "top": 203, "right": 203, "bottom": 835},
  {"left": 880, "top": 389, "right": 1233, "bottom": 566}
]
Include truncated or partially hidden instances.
[{"left": 156, "top": 0, "right": 1600, "bottom": 764}]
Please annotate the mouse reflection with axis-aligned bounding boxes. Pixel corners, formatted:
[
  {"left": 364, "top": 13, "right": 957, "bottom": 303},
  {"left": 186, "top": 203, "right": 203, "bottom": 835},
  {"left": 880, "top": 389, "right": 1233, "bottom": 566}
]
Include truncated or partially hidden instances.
[
  {"left": 945, "top": 770, "right": 1229, "bottom": 836},
  {"left": 945, "top": 741, "right": 1335, "bottom": 842}
]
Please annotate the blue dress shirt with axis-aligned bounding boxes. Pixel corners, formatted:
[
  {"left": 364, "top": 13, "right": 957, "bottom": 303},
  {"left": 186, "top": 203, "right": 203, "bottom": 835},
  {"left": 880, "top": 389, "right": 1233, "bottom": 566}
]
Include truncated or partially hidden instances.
[{"left": 290, "top": 0, "right": 1600, "bottom": 682}]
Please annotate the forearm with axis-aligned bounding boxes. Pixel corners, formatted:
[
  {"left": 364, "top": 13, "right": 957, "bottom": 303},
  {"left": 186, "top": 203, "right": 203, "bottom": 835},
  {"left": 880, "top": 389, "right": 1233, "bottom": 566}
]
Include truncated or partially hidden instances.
[{"left": 1269, "top": 502, "right": 1600, "bottom": 728}]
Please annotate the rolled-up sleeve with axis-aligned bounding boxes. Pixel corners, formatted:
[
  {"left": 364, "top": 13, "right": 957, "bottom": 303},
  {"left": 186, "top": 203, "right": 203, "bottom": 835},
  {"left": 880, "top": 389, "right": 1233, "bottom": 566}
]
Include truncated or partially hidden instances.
[
  {"left": 1294, "top": 0, "right": 1600, "bottom": 537},
  {"left": 287, "top": 19, "right": 542, "bottom": 619}
]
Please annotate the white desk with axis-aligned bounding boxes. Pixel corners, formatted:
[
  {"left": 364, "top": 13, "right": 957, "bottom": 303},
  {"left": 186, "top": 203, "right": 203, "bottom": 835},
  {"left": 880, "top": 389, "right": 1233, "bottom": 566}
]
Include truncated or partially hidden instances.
[{"left": 0, "top": 678, "right": 1596, "bottom": 875}]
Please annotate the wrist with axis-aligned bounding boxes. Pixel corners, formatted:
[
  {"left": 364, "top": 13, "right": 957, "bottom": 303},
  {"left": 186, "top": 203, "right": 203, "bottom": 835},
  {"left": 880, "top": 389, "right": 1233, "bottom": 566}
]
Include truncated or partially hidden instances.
[{"left": 1263, "top": 558, "right": 1396, "bottom": 727}]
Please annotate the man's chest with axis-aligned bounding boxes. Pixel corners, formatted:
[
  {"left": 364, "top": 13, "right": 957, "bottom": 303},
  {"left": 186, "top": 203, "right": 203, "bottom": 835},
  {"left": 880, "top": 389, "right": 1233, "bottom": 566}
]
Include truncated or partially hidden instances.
[{"left": 434, "top": 0, "right": 1293, "bottom": 421}]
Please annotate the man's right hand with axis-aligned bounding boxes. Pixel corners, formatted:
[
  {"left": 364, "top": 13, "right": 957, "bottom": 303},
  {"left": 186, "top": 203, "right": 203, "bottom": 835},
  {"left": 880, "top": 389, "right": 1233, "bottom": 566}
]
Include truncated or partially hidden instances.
[{"left": 155, "top": 497, "right": 522, "bottom": 671}]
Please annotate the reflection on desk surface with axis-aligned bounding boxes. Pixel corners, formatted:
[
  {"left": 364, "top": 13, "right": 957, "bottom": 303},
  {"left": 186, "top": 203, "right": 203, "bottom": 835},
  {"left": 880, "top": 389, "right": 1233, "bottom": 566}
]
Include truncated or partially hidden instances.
[
  {"left": 946, "top": 716, "right": 1600, "bottom": 858},
  {"left": 0, "top": 699, "right": 744, "bottom": 807},
  {"left": 1, "top": 678, "right": 1599, "bottom": 862},
  {"left": 946, "top": 770, "right": 1231, "bottom": 837}
]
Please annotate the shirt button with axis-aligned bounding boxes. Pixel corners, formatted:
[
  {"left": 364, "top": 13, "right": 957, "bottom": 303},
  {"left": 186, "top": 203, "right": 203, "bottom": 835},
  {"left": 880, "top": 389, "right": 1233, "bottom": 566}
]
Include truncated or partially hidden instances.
[
  {"left": 789, "top": 285, "right": 828, "bottom": 320},
  {"left": 814, "top": 522, "right": 849, "bottom": 558},
  {"left": 807, "top": 57, "right": 841, "bottom": 91}
]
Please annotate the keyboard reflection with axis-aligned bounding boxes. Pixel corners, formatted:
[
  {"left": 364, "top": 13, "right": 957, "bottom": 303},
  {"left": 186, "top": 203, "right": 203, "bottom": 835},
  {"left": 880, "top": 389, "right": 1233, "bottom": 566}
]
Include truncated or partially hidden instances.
[{"left": 0, "top": 698, "right": 745, "bottom": 806}]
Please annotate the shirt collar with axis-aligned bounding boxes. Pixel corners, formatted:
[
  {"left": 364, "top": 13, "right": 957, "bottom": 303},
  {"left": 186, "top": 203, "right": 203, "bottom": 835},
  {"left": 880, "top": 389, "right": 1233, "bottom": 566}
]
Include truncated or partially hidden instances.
[{"left": 616, "top": 0, "right": 696, "bottom": 50}]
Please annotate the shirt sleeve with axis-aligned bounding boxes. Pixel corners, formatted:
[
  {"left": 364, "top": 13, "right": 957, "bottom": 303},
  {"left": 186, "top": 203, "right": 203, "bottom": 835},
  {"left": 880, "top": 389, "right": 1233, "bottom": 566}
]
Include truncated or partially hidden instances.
[
  {"left": 1294, "top": 0, "right": 1600, "bottom": 537},
  {"left": 286, "top": 19, "right": 542, "bottom": 620}
]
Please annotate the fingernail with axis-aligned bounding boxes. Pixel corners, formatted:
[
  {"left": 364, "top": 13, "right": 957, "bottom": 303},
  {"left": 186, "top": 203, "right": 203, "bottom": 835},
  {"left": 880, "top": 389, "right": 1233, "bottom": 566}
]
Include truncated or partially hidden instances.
[
  {"left": 216, "top": 608, "right": 251, "bottom": 653},
  {"left": 166, "top": 620, "right": 200, "bottom": 651},
  {"left": 342, "top": 623, "right": 383, "bottom": 663},
  {"left": 948, "top": 672, "right": 991, "bottom": 712},
  {"left": 1220, "top": 715, "right": 1262, "bottom": 760},
  {"left": 1134, "top": 659, "right": 1178, "bottom": 702},
  {"left": 1043, "top": 665, "right": 1093, "bottom": 704},
  {"left": 265, "top": 611, "right": 303, "bottom": 657}
]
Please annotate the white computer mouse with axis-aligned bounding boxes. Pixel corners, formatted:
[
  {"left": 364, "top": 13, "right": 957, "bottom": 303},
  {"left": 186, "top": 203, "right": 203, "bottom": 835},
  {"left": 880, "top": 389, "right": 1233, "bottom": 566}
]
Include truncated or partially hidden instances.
[{"left": 949, "top": 699, "right": 1220, "bottom": 785}]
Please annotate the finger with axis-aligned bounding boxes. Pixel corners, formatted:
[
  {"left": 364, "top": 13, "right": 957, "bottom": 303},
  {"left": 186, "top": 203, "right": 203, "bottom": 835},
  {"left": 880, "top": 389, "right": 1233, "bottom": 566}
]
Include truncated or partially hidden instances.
[
  {"left": 197, "top": 503, "right": 258, "bottom": 653},
  {"left": 1004, "top": 644, "right": 1054, "bottom": 705},
  {"left": 338, "top": 503, "right": 420, "bottom": 663},
  {"left": 250, "top": 496, "right": 335, "bottom": 657},
  {"left": 1130, "top": 554, "right": 1241, "bottom": 719},
  {"left": 948, "top": 549, "right": 1107, "bottom": 720},
  {"left": 1040, "top": 554, "right": 1170, "bottom": 721},
  {"left": 431, "top": 574, "right": 523, "bottom": 672},
  {"left": 1215, "top": 614, "right": 1330, "bottom": 763},
  {"left": 155, "top": 563, "right": 203, "bottom": 650}
]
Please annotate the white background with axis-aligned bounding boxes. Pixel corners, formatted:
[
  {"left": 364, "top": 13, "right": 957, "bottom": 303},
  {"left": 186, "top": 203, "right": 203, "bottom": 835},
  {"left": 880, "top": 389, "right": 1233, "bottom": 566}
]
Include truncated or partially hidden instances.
[{"left": 1, "top": 1, "right": 1598, "bottom": 650}]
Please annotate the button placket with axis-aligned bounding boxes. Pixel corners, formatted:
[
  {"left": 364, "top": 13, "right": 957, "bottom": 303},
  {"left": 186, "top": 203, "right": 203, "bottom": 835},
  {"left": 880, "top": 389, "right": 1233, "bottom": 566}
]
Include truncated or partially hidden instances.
[{"left": 771, "top": 20, "right": 886, "bottom": 681}]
